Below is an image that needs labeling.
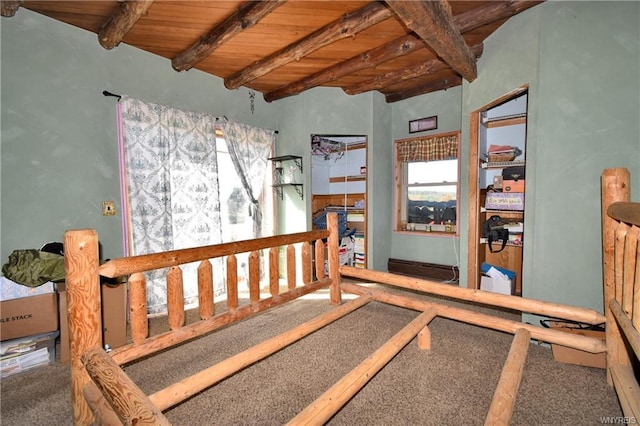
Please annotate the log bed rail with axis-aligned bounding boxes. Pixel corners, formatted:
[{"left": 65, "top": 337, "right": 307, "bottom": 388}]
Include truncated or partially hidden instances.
[{"left": 63, "top": 167, "right": 637, "bottom": 425}]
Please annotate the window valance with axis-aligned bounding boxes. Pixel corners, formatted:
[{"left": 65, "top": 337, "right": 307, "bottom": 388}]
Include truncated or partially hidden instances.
[{"left": 396, "top": 133, "right": 459, "bottom": 162}]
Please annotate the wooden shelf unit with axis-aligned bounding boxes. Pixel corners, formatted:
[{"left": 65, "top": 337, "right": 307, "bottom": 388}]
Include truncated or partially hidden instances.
[{"left": 468, "top": 86, "right": 528, "bottom": 296}]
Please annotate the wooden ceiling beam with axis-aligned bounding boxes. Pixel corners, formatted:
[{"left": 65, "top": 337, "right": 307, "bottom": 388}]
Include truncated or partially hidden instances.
[
  {"left": 1, "top": 1, "right": 22, "bottom": 17},
  {"left": 224, "top": 1, "right": 394, "bottom": 90},
  {"left": 264, "top": 0, "right": 540, "bottom": 102},
  {"left": 386, "top": 0, "right": 477, "bottom": 82},
  {"left": 385, "top": 76, "right": 462, "bottom": 103},
  {"left": 172, "top": 0, "right": 286, "bottom": 72},
  {"left": 344, "top": 44, "right": 483, "bottom": 96},
  {"left": 454, "top": 1, "right": 543, "bottom": 33},
  {"left": 264, "top": 34, "right": 424, "bottom": 103},
  {"left": 98, "top": 0, "right": 155, "bottom": 50}
]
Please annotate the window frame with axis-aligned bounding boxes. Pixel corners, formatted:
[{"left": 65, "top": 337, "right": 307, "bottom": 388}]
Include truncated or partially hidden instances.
[{"left": 394, "top": 131, "right": 461, "bottom": 236}]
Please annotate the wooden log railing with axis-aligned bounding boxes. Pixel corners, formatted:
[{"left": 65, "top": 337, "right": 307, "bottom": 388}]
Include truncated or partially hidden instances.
[
  {"left": 64, "top": 213, "right": 341, "bottom": 425},
  {"left": 601, "top": 167, "right": 640, "bottom": 419}
]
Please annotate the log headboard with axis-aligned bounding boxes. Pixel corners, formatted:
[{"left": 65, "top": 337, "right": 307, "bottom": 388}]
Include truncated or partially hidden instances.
[{"left": 601, "top": 167, "right": 640, "bottom": 417}]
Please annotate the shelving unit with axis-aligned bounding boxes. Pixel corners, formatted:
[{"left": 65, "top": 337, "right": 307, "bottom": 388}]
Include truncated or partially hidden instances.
[
  {"left": 310, "top": 135, "right": 367, "bottom": 269},
  {"left": 268, "top": 155, "right": 303, "bottom": 200},
  {"left": 468, "top": 86, "right": 528, "bottom": 296}
]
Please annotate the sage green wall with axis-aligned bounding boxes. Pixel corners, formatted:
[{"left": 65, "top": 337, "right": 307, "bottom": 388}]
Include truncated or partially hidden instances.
[
  {"left": 385, "top": 1, "right": 639, "bottom": 317},
  {"left": 2, "top": 3, "right": 638, "bottom": 317},
  {"left": 527, "top": 1, "right": 639, "bottom": 312},
  {"left": 273, "top": 87, "right": 392, "bottom": 271},
  {"left": 460, "top": 2, "right": 640, "bottom": 316},
  {"left": 389, "top": 87, "right": 463, "bottom": 270},
  {"left": 1, "top": 9, "right": 279, "bottom": 262}
]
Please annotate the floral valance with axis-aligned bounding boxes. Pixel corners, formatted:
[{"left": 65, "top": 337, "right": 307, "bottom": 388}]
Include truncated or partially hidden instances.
[{"left": 396, "top": 132, "right": 459, "bottom": 162}]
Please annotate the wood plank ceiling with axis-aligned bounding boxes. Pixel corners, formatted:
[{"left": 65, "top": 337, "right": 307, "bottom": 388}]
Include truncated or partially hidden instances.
[{"left": 2, "top": 0, "right": 542, "bottom": 103}]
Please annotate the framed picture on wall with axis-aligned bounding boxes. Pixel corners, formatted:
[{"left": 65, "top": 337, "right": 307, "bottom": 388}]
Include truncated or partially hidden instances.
[{"left": 409, "top": 116, "right": 438, "bottom": 133}]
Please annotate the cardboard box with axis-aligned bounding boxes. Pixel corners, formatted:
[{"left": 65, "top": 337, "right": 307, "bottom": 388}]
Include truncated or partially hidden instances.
[
  {"left": 1, "top": 331, "right": 58, "bottom": 378},
  {"left": 0, "top": 293, "right": 58, "bottom": 341},
  {"left": 58, "top": 283, "right": 127, "bottom": 364},
  {"left": 549, "top": 322, "right": 606, "bottom": 369},
  {"left": 480, "top": 275, "right": 514, "bottom": 295},
  {"left": 485, "top": 192, "right": 525, "bottom": 211}
]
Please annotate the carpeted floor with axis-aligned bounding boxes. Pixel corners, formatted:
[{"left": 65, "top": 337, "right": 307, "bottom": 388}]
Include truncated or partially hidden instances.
[{"left": 0, "top": 285, "right": 622, "bottom": 425}]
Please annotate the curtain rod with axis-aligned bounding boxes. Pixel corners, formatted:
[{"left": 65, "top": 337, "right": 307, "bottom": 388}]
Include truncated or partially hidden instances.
[
  {"left": 104, "top": 91, "right": 278, "bottom": 134},
  {"left": 103, "top": 90, "right": 122, "bottom": 101}
]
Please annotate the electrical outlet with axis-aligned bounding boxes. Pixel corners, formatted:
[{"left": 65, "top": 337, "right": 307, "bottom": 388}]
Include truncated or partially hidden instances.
[{"left": 102, "top": 201, "right": 116, "bottom": 216}]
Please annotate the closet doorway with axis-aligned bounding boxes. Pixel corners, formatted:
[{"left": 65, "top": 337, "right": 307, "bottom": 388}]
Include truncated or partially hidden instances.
[{"left": 310, "top": 135, "right": 367, "bottom": 269}]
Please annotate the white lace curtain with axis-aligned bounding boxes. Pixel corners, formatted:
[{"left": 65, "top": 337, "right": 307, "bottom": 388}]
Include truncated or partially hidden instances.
[
  {"left": 218, "top": 118, "right": 276, "bottom": 238},
  {"left": 118, "top": 97, "right": 224, "bottom": 314},
  {"left": 118, "top": 97, "right": 276, "bottom": 314}
]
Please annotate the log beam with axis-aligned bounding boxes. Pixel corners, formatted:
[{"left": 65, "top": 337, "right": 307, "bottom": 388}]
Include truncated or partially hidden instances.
[
  {"left": 385, "top": 76, "right": 462, "bottom": 103},
  {"left": 344, "top": 44, "right": 482, "bottom": 95},
  {"left": 172, "top": 0, "right": 286, "bottom": 72},
  {"left": 386, "top": 0, "right": 477, "bottom": 82},
  {"left": 224, "top": 1, "right": 393, "bottom": 90},
  {"left": 264, "top": 34, "right": 425, "bottom": 102},
  {"left": 98, "top": 0, "right": 155, "bottom": 50},
  {"left": 265, "top": 0, "right": 539, "bottom": 102},
  {"left": 1, "top": 0, "right": 22, "bottom": 17}
]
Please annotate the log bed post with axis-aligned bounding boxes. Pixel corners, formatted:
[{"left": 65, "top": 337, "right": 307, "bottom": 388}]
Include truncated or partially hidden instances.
[
  {"left": 64, "top": 229, "right": 103, "bottom": 425},
  {"left": 327, "top": 212, "right": 342, "bottom": 305},
  {"left": 601, "top": 168, "right": 631, "bottom": 383}
]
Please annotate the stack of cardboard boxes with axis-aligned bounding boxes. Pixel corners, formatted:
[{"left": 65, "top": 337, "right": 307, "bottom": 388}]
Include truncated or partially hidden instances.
[
  {"left": 0, "top": 278, "right": 59, "bottom": 378},
  {"left": 1, "top": 277, "right": 128, "bottom": 377}
]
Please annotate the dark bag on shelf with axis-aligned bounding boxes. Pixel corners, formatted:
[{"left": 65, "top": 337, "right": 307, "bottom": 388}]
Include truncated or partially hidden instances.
[
  {"left": 502, "top": 166, "right": 525, "bottom": 181},
  {"left": 481, "top": 215, "right": 509, "bottom": 253}
]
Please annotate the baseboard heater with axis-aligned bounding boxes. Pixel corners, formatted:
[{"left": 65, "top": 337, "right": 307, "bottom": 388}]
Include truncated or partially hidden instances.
[{"left": 387, "top": 258, "right": 459, "bottom": 283}]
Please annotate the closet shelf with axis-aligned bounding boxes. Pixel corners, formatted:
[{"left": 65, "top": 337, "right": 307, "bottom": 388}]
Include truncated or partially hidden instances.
[
  {"left": 481, "top": 159, "right": 526, "bottom": 169},
  {"left": 329, "top": 175, "right": 366, "bottom": 183},
  {"left": 481, "top": 113, "right": 527, "bottom": 128}
]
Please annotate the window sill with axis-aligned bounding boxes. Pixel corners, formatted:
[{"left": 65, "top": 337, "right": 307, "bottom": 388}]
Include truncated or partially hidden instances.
[{"left": 396, "top": 229, "right": 457, "bottom": 237}]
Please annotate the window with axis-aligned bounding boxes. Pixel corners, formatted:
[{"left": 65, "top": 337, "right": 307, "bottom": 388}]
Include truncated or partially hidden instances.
[
  {"left": 394, "top": 131, "right": 460, "bottom": 234},
  {"left": 215, "top": 136, "right": 273, "bottom": 243},
  {"left": 215, "top": 133, "right": 273, "bottom": 293}
]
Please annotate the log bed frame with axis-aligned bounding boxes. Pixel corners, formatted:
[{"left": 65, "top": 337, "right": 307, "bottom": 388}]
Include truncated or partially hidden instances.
[{"left": 64, "top": 167, "right": 639, "bottom": 425}]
